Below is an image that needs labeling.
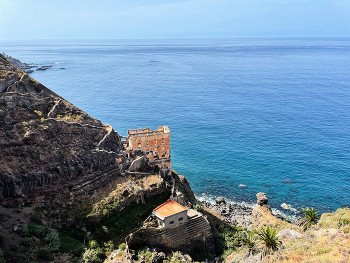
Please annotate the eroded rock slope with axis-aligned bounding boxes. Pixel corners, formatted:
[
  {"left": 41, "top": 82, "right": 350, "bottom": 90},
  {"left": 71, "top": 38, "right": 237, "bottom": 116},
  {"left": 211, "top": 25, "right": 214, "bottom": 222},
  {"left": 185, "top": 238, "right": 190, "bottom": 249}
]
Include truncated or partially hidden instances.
[{"left": 0, "top": 54, "right": 122, "bottom": 199}]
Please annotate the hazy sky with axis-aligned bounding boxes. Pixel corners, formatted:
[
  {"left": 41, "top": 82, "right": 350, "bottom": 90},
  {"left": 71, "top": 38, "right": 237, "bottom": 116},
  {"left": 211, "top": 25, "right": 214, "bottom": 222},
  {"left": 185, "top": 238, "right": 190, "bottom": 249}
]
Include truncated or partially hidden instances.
[{"left": 0, "top": 0, "right": 349, "bottom": 40}]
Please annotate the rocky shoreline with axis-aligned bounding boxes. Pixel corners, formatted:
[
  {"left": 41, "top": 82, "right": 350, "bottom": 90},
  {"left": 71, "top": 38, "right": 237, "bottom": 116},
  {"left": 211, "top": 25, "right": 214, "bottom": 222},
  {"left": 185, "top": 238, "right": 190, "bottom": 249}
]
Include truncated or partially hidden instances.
[
  {"left": 3, "top": 53, "right": 63, "bottom": 74},
  {"left": 200, "top": 195, "right": 297, "bottom": 228}
]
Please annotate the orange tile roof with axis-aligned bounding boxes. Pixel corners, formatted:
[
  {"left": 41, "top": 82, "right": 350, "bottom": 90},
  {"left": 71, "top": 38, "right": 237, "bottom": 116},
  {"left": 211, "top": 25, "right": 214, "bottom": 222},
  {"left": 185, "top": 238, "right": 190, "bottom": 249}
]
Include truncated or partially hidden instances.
[{"left": 153, "top": 199, "right": 187, "bottom": 218}]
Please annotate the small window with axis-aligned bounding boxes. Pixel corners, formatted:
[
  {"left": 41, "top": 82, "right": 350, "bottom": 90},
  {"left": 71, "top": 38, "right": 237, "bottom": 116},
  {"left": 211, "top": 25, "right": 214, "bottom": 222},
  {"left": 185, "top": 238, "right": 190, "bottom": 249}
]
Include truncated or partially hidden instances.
[
  {"left": 178, "top": 217, "right": 183, "bottom": 222},
  {"left": 169, "top": 220, "right": 174, "bottom": 225}
]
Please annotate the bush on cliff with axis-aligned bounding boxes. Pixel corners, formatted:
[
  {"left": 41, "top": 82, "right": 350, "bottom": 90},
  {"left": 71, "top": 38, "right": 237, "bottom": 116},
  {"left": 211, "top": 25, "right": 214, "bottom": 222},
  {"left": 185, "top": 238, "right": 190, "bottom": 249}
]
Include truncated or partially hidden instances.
[
  {"left": 257, "top": 226, "right": 281, "bottom": 256},
  {"left": 83, "top": 240, "right": 105, "bottom": 263},
  {"left": 298, "top": 207, "right": 320, "bottom": 231},
  {"left": 213, "top": 224, "right": 247, "bottom": 257}
]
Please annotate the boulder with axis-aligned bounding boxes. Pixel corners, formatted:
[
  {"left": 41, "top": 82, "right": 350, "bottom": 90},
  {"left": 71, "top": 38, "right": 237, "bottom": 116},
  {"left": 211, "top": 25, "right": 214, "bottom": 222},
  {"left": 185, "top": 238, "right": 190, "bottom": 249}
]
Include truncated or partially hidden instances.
[
  {"left": 278, "top": 229, "right": 302, "bottom": 239},
  {"left": 128, "top": 156, "right": 147, "bottom": 172},
  {"left": 281, "top": 203, "right": 291, "bottom": 210},
  {"left": 215, "top": 196, "right": 226, "bottom": 205}
]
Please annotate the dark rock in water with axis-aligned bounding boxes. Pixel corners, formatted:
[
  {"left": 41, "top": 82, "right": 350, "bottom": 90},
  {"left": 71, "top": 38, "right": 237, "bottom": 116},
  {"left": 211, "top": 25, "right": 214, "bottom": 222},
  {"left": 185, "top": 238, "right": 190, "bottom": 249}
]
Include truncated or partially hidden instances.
[
  {"left": 36, "top": 65, "right": 52, "bottom": 71},
  {"left": 25, "top": 69, "right": 34, "bottom": 74},
  {"left": 59, "top": 67, "right": 66, "bottom": 70},
  {"left": 0, "top": 54, "right": 123, "bottom": 199},
  {"left": 282, "top": 178, "right": 294, "bottom": 184},
  {"left": 215, "top": 196, "right": 226, "bottom": 205}
]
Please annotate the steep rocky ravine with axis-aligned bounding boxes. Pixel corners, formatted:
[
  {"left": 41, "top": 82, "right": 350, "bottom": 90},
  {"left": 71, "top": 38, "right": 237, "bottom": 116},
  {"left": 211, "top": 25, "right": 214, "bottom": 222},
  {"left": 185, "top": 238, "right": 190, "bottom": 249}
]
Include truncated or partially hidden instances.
[{"left": 0, "top": 53, "right": 122, "bottom": 199}]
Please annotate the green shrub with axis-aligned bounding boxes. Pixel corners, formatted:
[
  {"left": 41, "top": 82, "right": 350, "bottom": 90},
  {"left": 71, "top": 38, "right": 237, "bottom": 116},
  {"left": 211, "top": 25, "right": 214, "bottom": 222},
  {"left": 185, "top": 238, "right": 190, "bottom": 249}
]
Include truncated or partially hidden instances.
[
  {"left": 242, "top": 231, "right": 257, "bottom": 253},
  {"left": 88, "top": 240, "right": 99, "bottom": 249},
  {"left": 338, "top": 218, "right": 350, "bottom": 227},
  {"left": 58, "top": 229, "right": 86, "bottom": 257},
  {"left": 21, "top": 223, "right": 48, "bottom": 238},
  {"left": 103, "top": 240, "right": 114, "bottom": 253},
  {"left": 118, "top": 243, "right": 126, "bottom": 251},
  {"left": 163, "top": 251, "right": 187, "bottom": 263},
  {"left": 316, "top": 247, "right": 332, "bottom": 255},
  {"left": 298, "top": 207, "right": 320, "bottom": 231},
  {"left": 82, "top": 247, "right": 104, "bottom": 263},
  {"left": 213, "top": 224, "right": 246, "bottom": 255},
  {"left": 44, "top": 230, "right": 60, "bottom": 252},
  {"left": 193, "top": 203, "right": 202, "bottom": 211},
  {"left": 137, "top": 248, "right": 153, "bottom": 263}
]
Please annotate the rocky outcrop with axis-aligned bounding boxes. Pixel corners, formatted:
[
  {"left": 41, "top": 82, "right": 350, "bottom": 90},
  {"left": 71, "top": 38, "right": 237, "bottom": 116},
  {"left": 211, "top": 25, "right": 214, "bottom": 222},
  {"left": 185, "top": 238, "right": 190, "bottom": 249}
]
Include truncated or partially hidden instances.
[
  {"left": 0, "top": 54, "right": 122, "bottom": 199},
  {"left": 256, "top": 192, "right": 268, "bottom": 207},
  {"left": 4, "top": 55, "right": 38, "bottom": 74}
]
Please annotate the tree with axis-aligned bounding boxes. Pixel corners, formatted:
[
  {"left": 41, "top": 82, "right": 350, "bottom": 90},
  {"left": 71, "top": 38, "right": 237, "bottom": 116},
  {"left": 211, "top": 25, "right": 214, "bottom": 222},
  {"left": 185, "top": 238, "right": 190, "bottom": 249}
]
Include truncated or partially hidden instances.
[
  {"left": 298, "top": 207, "right": 320, "bottom": 231},
  {"left": 257, "top": 226, "right": 281, "bottom": 257}
]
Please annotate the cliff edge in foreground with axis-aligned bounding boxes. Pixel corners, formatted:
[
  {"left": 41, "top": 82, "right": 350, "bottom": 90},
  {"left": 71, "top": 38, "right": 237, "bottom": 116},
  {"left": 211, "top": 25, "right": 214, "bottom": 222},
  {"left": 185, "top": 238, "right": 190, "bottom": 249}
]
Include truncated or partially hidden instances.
[{"left": 0, "top": 54, "right": 122, "bottom": 199}]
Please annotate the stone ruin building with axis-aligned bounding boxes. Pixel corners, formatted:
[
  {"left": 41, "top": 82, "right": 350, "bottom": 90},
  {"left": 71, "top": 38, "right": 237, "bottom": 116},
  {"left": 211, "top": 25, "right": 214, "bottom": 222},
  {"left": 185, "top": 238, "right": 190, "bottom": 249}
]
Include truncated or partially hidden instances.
[{"left": 122, "top": 126, "right": 171, "bottom": 176}]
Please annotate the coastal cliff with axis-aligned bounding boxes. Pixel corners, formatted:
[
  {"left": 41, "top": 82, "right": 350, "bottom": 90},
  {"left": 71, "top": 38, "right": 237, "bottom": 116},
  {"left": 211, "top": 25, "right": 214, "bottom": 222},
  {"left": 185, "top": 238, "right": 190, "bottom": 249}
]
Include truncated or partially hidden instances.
[
  {"left": 1, "top": 53, "right": 349, "bottom": 263},
  {"left": 0, "top": 53, "right": 122, "bottom": 199},
  {"left": 0, "top": 54, "right": 212, "bottom": 262}
]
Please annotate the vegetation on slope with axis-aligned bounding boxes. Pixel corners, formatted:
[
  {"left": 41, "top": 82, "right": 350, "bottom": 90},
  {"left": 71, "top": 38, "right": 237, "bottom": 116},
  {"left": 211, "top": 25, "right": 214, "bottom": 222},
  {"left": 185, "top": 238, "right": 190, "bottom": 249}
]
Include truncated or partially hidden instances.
[{"left": 226, "top": 207, "right": 350, "bottom": 262}]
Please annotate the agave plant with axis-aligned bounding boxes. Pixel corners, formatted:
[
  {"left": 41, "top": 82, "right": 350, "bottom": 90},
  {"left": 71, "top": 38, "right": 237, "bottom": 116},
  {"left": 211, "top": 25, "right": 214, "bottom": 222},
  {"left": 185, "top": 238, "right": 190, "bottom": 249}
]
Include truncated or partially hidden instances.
[
  {"left": 298, "top": 207, "right": 320, "bottom": 231},
  {"left": 257, "top": 226, "right": 281, "bottom": 257}
]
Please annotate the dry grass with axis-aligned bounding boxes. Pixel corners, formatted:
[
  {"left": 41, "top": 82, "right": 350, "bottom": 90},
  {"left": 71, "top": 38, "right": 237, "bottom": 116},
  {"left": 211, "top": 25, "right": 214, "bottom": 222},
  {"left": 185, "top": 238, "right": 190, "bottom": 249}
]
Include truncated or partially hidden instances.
[{"left": 225, "top": 208, "right": 350, "bottom": 263}]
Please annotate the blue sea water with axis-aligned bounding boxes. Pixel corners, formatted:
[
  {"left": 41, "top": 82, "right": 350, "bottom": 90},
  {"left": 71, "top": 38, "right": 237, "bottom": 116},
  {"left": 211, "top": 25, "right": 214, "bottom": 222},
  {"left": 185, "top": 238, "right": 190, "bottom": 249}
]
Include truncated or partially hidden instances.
[{"left": 1, "top": 38, "right": 350, "bottom": 214}]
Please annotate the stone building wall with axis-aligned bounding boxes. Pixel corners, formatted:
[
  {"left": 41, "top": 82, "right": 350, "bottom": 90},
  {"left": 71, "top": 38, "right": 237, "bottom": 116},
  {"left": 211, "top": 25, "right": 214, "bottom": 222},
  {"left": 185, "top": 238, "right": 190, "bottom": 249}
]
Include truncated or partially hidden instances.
[{"left": 127, "top": 126, "right": 171, "bottom": 169}]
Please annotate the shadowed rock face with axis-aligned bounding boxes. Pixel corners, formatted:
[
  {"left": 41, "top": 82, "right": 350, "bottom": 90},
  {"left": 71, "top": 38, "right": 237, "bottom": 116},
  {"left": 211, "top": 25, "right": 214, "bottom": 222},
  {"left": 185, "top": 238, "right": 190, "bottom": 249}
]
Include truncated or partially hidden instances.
[{"left": 0, "top": 54, "right": 122, "bottom": 199}]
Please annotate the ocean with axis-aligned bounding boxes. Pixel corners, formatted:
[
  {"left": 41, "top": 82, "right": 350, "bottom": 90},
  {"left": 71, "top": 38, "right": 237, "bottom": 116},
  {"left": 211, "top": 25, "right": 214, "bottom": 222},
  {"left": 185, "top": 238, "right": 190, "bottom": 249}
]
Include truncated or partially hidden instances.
[{"left": 1, "top": 38, "right": 350, "bottom": 215}]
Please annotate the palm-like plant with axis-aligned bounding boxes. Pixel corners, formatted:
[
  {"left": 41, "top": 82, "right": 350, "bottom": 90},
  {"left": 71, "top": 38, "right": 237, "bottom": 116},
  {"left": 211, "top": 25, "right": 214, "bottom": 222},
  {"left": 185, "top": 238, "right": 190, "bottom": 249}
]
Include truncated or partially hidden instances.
[
  {"left": 257, "top": 226, "right": 281, "bottom": 256},
  {"left": 298, "top": 207, "right": 319, "bottom": 231}
]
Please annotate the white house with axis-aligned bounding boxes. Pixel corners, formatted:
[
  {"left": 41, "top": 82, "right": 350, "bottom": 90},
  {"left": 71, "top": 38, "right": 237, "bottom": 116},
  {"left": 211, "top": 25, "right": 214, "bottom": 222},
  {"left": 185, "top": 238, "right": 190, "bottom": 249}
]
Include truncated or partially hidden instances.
[{"left": 152, "top": 199, "right": 188, "bottom": 228}]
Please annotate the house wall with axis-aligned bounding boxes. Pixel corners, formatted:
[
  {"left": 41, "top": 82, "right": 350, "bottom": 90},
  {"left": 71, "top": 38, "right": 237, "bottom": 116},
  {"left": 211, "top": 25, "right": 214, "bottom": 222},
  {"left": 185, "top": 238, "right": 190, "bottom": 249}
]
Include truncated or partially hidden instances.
[{"left": 163, "top": 210, "right": 188, "bottom": 228}]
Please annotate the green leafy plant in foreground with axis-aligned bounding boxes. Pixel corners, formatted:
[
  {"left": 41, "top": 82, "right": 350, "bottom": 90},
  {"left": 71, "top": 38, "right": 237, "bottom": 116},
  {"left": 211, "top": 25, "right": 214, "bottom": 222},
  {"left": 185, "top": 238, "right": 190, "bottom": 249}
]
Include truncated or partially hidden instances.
[
  {"left": 298, "top": 207, "right": 320, "bottom": 231},
  {"left": 257, "top": 226, "right": 281, "bottom": 257},
  {"left": 243, "top": 231, "right": 257, "bottom": 256}
]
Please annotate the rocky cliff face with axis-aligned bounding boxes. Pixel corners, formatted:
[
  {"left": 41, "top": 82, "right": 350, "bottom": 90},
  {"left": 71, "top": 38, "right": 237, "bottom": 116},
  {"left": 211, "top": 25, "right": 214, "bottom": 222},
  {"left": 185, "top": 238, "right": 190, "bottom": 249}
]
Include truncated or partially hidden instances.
[{"left": 0, "top": 54, "right": 122, "bottom": 199}]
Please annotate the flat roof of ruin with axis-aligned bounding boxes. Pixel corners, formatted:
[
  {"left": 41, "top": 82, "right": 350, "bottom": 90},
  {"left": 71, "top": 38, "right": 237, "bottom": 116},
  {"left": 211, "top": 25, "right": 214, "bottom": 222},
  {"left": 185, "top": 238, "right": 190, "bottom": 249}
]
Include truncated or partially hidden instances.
[
  {"left": 153, "top": 199, "right": 187, "bottom": 218},
  {"left": 128, "top": 126, "right": 170, "bottom": 135}
]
